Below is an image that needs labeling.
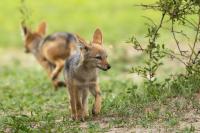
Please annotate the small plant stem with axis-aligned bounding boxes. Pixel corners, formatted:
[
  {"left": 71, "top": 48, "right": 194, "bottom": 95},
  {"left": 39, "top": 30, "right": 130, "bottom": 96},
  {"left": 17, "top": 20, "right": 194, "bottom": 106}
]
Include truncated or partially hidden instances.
[
  {"left": 149, "top": 11, "right": 166, "bottom": 81},
  {"left": 189, "top": 8, "right": 200, "bottom": 64}
]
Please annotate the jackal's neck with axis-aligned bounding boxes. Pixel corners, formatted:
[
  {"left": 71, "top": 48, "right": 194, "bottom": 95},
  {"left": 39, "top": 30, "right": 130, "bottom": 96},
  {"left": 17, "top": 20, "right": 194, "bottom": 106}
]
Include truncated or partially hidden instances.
[
  {"left": 78, "top": 60, "right": 97, "bottom": 74},
  {"left": 77, "top": 51, "right": 96, "bottom": 71}
]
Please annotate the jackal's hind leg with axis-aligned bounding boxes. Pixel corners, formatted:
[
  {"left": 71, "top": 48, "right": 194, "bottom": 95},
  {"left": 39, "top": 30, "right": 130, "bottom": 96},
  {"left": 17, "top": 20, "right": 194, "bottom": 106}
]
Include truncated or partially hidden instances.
[
  {"left": 51, "top": 60, "right": 64, "bottom": 80},
  {"left": 51, "top": 60, "right": 66, "bottom": 89}
]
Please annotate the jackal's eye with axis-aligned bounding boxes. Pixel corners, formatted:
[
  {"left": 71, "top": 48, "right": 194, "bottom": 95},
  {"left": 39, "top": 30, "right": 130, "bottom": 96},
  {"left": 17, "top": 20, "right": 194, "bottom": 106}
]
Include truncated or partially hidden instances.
[{"left": 95, "top": 56, "right": 102, "bottom": 60}]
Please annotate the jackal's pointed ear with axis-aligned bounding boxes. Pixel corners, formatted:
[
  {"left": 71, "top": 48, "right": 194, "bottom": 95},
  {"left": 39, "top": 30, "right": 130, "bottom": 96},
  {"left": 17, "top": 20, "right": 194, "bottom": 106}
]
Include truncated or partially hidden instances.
[
  {"left": 21, "top": 21, "right": 30, "bottom": 36},
  {"left": 76, "top": 34, "right": 88, "bottom": 45},
  {"left": 37, "top": 21, "right": 47, "bottom": 36},
  {"left": 92, "top": 28, "right": 103, "bottom": 45},
  {"left": 76, "top": 34, "right": 90, "bottom": 51}
]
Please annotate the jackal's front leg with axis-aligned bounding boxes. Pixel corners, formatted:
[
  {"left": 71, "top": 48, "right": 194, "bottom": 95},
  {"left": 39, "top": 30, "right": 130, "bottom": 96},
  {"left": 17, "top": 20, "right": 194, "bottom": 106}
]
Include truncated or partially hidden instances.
[
  {"left": 68, "top": 84, "right": 77, "bottom": 120},
  {"left": 75, "top": 88, "right": 85, "bottom": 121},
  {"left": 82, "top": 89, "right": 89, "bottom": 118},
  {"left": 89, "top": 84, "right": 102, "bottom": 115}
]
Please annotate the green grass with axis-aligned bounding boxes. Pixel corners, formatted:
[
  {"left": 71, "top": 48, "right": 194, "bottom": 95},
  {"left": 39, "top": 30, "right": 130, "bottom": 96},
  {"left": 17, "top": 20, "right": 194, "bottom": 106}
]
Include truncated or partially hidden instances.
[
  {"left": 1, "top": 48, "right": 200, "bottom": 132},
  {"left": 0, "top": 58, "right": 130, "bottom": 132}
]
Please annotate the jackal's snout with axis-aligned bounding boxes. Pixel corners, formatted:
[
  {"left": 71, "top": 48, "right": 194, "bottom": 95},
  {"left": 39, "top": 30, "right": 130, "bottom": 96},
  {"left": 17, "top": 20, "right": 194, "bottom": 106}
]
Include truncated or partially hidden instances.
[
  {"left": 97, "top": 60, "right": 111, "bottom": 71},
  {"left": 24, "top": 48, "right": 30, "bottom": 53},
  {"left": 102, "top": 63, "right": 111, "bottom": 71}
]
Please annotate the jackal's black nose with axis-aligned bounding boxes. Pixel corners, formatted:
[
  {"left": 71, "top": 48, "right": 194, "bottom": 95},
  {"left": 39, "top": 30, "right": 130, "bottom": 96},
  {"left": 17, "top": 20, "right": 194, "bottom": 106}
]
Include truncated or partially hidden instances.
[
  {"left": 107, "top": 64, "right": 111, "bottom": 70},
  {"left": 24, "top": 49, "right": 30, "bottom": 53}
]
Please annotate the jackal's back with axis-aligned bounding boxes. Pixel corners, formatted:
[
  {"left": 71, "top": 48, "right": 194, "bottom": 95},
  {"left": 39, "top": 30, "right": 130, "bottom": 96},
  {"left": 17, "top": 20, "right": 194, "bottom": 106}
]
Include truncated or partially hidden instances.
[{"left": 41, "top": 32, "right": 78, "bottom": 63}]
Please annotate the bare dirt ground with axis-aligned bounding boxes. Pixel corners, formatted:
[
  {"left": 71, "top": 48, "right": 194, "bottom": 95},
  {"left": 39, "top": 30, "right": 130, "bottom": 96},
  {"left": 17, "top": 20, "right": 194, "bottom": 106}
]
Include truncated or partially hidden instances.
[
  {"left": 79, "top": 94, "right": 200, "bottom": 133},
  {"left": 78, "top": 111, "right": 200, "bottom": 133}
]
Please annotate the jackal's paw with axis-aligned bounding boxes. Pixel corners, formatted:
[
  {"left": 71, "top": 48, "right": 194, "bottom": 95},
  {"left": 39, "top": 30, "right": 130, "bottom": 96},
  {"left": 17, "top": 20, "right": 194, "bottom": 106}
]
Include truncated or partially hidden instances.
[
  {"left": 78, "top": 117, "right": 85, "bottom": 122},
  {"left": 71, "top": 115, "right": 77, "bottom": 121},
  {"left": 92, "top": 106, "right": 100, "bottom": 116},
  {"left": 53, "top": 81, "right": 66, "bottom": 90},
  {"left": 77, "top": 114, "right": 85, "bottom": 122},
  {"left": 83, "top": 111, "right": 89, "bottom": 118},
  {"left": 71, "top": 115, "right": 85, "bottom": 121},
  {"left": 57, "top": 81, "right": 66, "bottom": 87},
  {"left": 76, "top": 110, "right": 84, "bottom": 121}
]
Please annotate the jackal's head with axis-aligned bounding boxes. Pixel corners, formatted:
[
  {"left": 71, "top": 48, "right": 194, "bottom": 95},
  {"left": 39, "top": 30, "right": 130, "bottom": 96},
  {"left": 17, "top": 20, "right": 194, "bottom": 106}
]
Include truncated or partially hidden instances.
[
  {"left": 21, "top": 21, "right": 46, "bottom": 53},
  {"left": 77, "top": 29, "right": 111, "bottom": 71}
]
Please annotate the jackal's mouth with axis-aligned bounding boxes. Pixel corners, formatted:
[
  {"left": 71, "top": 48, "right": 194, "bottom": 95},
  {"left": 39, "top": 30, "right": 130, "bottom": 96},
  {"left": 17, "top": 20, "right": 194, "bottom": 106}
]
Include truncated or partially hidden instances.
[{"left": 97, "top": 65, "right": 109, "bottom": 71}]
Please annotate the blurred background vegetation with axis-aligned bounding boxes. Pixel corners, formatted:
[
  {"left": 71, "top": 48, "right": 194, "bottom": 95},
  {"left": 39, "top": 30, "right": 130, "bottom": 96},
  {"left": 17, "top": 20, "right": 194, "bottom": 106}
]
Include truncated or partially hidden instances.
[{"left": 0, "top": 0, "right": 159, "bottom": 48}]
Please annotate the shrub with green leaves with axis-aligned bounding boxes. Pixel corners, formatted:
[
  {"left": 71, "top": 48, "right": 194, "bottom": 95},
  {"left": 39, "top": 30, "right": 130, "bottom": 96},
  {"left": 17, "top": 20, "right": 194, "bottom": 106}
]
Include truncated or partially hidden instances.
[{"left": 129, "top": 0, "right": 200, "bottom": 94}]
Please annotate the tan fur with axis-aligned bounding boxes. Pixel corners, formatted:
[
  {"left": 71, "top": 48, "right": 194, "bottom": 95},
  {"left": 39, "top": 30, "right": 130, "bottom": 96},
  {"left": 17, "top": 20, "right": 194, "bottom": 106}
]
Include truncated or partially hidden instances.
[
  {"left": 21, "top": 21, "right": 78, "bottom": 90},
  {"left": 64, "top": 29, "right": 111, "bottom": 121},
  {"left": 21, "top": 22, "right": 110, "bottom": 120}
]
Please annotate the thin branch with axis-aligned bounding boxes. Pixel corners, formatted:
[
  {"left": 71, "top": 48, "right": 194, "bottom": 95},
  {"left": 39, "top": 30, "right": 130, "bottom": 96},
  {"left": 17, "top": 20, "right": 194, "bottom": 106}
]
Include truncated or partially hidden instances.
[
  {"left": 184, "top": 18, "right": 198, "bottom": 30},
  {"left": 189, "top": 8, "right": 200, "bottom": 63},
  {"left": 164, "top": 51, "right": 187, "bottom": 66},
  {"left": 152, "top": 11, "right": 166, "bottom": 44},
  {"left": 142, "top": 16, "right": 157, "bottom": 27},
  {"left": 148, "top": 11, "right": 166, "bottom": 80},
  {"left": 135, "top": 45, "right": 144, "bottom": 51},
  {"left": 171, "top": 19, "right": 186, "bottom": 55},
  {"left": 175, "top": 31, "right": 189, "bottom": 40},
  {"left": 134, "top": 4, "right": 160, "bottom": 10},
  {"left": 193, "top": 50, "right": 200, "bottom": 64}
]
